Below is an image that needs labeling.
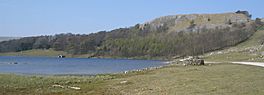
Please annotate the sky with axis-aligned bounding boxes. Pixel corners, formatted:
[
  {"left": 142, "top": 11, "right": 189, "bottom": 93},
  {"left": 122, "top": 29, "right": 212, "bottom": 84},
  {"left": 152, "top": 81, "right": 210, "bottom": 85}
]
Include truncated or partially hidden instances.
[{"left": 0, "top": 0, "right": 263, "bottom": 37}]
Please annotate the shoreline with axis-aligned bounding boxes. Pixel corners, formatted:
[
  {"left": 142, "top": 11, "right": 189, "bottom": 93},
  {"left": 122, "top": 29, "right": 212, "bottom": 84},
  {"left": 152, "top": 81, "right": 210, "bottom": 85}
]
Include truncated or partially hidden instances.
[{"left": 0, "top": 54, "right": 170, "bottom": 61}]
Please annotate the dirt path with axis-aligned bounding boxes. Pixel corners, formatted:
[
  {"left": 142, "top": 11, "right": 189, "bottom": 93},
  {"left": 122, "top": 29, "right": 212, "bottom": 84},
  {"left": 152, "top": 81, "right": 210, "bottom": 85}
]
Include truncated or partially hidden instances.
[
  {"left": 205, "top": 61, "right": 264, "bottom": 67},
  {"left": 231, "top": 62, "right": 264, "bottom": 67},
  {"left": 205, "top": 61, "right": 222, "bottom": 64}
]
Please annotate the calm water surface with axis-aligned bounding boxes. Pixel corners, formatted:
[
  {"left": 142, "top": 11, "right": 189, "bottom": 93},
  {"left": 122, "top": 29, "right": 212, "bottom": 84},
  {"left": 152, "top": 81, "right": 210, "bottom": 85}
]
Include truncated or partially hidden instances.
[{"left": 0, "top": 56, "right": 166, "bottom": 75}]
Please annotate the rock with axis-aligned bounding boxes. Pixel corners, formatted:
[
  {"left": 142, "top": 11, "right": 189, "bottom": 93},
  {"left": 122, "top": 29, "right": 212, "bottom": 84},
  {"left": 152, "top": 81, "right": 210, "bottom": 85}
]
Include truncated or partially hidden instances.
[
  {"left": 52, "top": 84, "right": 81, "bottom": 90},
  {"left": 178, "top": 56, "right": 205, "bottom": 66},
  {"left": 120, "top": 81, "right": 128, "bottom": 84},
  {"left": 52, "top": 84, "right": 64, "bottom": 88},
  {"left": 217, "top": 51, "right": 223, "bottom": 54},
  {"left": 68, "top": 86, "right": 81, "bottom": 90}
]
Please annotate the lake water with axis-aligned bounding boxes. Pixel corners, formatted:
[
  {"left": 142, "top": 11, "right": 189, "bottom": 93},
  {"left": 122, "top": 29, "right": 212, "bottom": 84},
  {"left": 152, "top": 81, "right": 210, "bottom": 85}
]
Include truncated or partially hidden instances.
[{"left": 0, "top": 56, "right": 166, "bottom": 75}]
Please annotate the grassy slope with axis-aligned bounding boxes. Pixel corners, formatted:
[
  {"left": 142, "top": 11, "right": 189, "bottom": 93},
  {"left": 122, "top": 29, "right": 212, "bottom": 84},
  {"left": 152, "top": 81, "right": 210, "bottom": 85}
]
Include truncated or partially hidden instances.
[
  {"left": 204, "top": 29, "right": 264, "bottom": 62},
  {"left": 1, "top": 63, "right": 264, "bottom": 95},
  {"left": 107, "top": 64, "right": 264, "bottom": 95},
  {"left": 0, "top": 49, "right": 72, "bottom": 57}
]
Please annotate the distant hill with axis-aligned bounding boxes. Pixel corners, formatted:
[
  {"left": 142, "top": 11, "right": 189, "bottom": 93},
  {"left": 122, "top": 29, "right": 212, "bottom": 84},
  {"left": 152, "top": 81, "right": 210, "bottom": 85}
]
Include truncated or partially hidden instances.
[
  {"left": 0, "top": 11, "right": 261, "bottom": 59},
  {"left": 0, "top": 37, "right": 20, "bottom": 42}
]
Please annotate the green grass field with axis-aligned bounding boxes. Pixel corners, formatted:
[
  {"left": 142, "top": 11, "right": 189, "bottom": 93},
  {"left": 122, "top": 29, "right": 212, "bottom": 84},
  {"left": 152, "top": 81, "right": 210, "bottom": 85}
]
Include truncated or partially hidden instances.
[
  {"left": 0, "top": 49, "right": 98, "bottom": 58},
  {"left": 1, "top": 63, "right": 264, "bottom": 95}
]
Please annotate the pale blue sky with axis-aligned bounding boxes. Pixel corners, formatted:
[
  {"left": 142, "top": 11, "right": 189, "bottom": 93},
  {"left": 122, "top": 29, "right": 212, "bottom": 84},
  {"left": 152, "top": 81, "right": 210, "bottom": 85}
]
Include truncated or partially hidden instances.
[{"left": 0, "top": 0, "right": 263, "bottom": 37}]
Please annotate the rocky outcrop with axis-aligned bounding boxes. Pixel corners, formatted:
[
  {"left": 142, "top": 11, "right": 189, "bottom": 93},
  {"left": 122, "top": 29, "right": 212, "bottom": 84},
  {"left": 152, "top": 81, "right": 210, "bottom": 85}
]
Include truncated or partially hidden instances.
[
  {"left": 140, "top": 12, "right": 251, "bottom": 33},
  {"left": 235, "top": 10, "right": 252, "bottom": 18},
  {"left": 174, "top": 56, "right": 205, "bottom": 66}
]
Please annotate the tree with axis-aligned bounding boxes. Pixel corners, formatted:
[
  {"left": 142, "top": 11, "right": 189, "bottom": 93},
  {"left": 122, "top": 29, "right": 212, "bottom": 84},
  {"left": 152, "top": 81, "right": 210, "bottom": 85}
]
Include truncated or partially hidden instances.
[{"left": 33, "top": 37, "right": 50, "bottom": 49}]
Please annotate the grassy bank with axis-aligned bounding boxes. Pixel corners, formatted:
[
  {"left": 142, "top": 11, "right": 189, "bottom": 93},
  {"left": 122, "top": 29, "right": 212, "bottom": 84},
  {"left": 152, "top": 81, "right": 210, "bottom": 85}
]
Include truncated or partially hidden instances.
[
  {"left": 0, "top": 49, "right": 72, "bottom": 57},
  {"left": 1, "top": 63, "right": 264, "bottom": 95},
  {"left": 0, "top": 74, "right": 114, "bottom": 95},
  {"left": 0, "top": 49, "right": 169, "bottom": 60}
]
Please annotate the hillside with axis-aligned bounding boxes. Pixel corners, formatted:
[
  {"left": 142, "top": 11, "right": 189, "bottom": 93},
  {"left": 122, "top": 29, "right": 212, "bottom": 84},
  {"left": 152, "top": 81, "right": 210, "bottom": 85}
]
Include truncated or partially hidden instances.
[
  {"left": 205, "top": 25, "right": 264, "bottom": 62},
  {"left": 0, "top": 11, "right": 259, "bottom": 59}
]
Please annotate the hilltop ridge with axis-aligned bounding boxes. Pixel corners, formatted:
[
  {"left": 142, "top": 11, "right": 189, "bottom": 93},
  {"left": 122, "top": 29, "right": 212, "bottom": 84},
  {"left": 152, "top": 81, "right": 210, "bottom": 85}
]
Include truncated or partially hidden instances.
[{"left": 140, "top": 12, "right": 251, "bottom": 33}]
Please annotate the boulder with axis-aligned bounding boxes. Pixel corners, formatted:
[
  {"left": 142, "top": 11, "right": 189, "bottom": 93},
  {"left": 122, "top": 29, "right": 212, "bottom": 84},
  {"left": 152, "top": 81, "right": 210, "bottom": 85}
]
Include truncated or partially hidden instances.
[{"left": 179, "top": 56, "right": 205, "bottom": 66}]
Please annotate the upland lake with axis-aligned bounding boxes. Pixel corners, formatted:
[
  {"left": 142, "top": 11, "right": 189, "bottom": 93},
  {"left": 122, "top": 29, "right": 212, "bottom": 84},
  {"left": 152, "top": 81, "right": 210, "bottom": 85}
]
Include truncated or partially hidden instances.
[{"left": 0, "top": 56, "right": 166, "bottom": 75}]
